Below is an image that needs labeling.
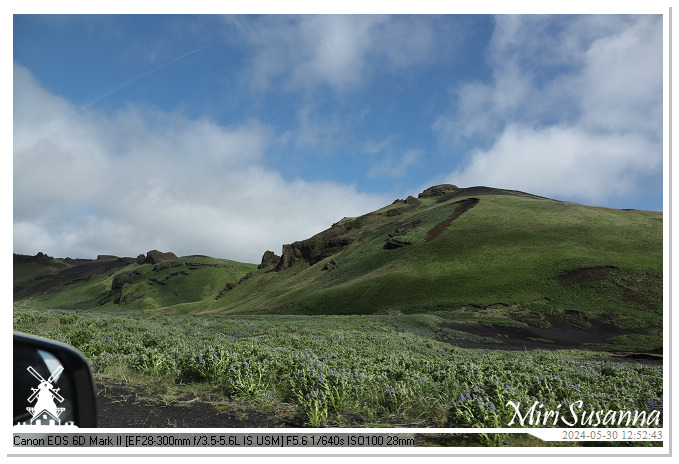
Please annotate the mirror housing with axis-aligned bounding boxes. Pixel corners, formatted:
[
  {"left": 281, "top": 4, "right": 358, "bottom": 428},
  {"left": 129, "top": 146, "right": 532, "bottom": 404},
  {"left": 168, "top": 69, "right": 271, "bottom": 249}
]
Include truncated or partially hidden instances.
[{"left": 13, "top": 332, "right": 97, "bottom": 428}]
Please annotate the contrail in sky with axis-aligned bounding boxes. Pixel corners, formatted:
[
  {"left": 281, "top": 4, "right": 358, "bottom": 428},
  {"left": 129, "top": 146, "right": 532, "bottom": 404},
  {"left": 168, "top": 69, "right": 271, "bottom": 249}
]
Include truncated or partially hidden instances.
[
  {"left": 15, "top": 46, "right": 207, "bottom": 152},
  {"left": 81, "top": 45, "right": 207, "bottom": 111}
]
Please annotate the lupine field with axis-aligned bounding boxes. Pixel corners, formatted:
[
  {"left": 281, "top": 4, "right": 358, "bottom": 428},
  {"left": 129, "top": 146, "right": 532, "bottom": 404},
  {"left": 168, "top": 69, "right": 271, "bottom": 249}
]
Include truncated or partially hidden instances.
[{"left": 13, "top": 307, "right": 663, "bottom": 437}]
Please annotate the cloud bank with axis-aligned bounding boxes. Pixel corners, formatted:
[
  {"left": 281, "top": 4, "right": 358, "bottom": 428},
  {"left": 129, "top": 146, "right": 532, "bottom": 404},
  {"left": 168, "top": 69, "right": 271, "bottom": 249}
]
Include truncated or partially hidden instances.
[
  {"left": 434, "top": 15, "right": 662, "bottom": 206},
  {"left": 13, "top": 64, "right": 389, "bottom": 262}
]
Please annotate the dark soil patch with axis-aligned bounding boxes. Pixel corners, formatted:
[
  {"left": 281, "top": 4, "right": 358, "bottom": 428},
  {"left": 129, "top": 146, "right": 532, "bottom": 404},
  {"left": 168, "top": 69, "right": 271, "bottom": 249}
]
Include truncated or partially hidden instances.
[
  {"left": 556, "top": 266, "right": 614, "bottom": 288},
  {"left": 436, "top": 186, "right": 551, "bottom": 203},
  {"left": 426, "top": 198, "right": 479, "bottom": 242},
  {"left": 619, "top": 287, "right": 657, "bottom": 312},
  {"left": 440, "top": 317, "right": 650, "bottom": 354},
  {"left": 95, "top": 380, "right": 298, "bottom": 428}
]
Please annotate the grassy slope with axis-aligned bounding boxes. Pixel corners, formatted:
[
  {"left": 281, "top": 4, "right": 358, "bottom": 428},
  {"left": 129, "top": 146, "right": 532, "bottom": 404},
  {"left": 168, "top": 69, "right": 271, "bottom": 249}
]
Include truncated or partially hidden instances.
[
  {"left": 14, "top": 191, "right": 662, "bottom": 347},
  {"left": 205, "top": 193, "right": 662, "bottom": 333},
  {"left": 14, "top": 256, "right": 258, "bottom": 312}
]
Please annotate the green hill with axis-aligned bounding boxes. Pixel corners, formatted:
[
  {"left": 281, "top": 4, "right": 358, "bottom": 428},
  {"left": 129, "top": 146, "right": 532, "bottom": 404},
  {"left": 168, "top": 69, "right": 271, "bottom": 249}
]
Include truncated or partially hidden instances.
[
  {"left": 208, "top": 185, "right": 661, "bottom": 344},
  {"left": 13, "top": 252, "right": 258, "bottom": 312},
  {"left": 14, "top": 185, "right": 663, "bottom": 352}
]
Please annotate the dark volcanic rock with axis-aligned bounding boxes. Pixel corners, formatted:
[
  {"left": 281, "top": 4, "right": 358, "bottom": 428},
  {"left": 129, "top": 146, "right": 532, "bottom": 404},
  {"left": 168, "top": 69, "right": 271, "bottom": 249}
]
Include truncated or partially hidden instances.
[
  {"left": 322, "top": 259, "right": 337, "bottom": 271},
  {"left": 14, "top": 252, "right": 72, "bottom": 269},
  {"left": 34, "top": 252, "right": 55, "bottom": 264},
  {"left": 14, "top": 252, "right": 59, "bottom": 265},
  {"left": 143, "top": 250, "right": 177, "bottom": 264},
  {"left": 384, "top": 237, "right": 411, "bottom": 249},
  {"left": 136, "top": 254, "right": 146, "bottom": 265},
  {"left": 383, "top": 219, "right": 421, "bottom": 250},
  {"left": 216, "top": 272, "right": 253, "bottom": 299},
  {"left": 258, "top": 250, "right": 281, "bottom": 269},
  {"left": 112, "top": 271, "right": 143, "bottom": 290},
  {"left": 418, "top": 184, "right": 459, "bottom": 198},
  {"left": 404, "top": 195, "right": 421, "bottom": 206},
  {"left": 276, "top": 221, "right": 356, "bottom": 271}
]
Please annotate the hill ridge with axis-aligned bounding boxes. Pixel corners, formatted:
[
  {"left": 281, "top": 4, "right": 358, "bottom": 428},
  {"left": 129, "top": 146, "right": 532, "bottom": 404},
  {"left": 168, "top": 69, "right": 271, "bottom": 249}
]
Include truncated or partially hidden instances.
[{"left": 13, "top": 184, "right": 662, "bottom": 353}]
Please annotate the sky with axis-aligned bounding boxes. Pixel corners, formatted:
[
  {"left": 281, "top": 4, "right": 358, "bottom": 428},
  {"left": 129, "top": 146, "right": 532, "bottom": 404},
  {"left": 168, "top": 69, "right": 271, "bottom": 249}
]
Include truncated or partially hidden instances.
[{"left": 12, "top": 11, "right": 667, "bottom": 264}]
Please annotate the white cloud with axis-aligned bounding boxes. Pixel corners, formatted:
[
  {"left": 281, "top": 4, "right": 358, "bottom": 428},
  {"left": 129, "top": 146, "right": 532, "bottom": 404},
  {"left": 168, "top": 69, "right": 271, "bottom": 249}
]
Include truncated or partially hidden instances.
[
  {"left": 231, "top": 15, "right": 440, "bottom": 93},
  {"left": 577, "top": 15, "right": 663, "bottom": 135},
  {"left": 13, "top": 64, "right": 389, "bottom": 262},
  {"left": 445, "top": 124, "right": 658, "bottom": 202},
  {"left": 435, "top": 15, "right": 662, "bottom": 205}
]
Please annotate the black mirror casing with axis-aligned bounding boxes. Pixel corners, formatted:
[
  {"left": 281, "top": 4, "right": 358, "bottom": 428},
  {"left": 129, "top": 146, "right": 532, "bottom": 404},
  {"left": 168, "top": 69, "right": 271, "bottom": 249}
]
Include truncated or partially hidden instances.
[{"left": 13, "top": 332, "right": 97, "bottom": 428}]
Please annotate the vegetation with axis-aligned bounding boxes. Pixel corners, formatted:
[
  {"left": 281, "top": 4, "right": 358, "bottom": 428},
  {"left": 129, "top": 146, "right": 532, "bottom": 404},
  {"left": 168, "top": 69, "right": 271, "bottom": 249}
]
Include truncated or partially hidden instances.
[
  {"left": 15, "top": 192, "right": 662, "bottom": 328},
  {"left": 14, "top": 307, "right": 663, "bottom": 439}
]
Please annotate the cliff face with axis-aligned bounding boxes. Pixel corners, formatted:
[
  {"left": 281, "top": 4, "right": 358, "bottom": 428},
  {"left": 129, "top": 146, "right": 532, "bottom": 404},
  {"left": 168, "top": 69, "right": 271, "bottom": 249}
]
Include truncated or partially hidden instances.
[
  {"left": 258, "top": 250, "right": 281, "bottom": 269},
  {"left": 276, "top": 221, "right": 356, "bottom": 271},
  {"left": 272, "top": 185, "right": 463, "bottom": 271}
]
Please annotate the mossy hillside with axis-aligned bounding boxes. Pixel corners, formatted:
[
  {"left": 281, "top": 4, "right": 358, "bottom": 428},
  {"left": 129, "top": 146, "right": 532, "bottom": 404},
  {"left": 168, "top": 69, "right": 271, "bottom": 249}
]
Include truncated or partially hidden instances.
[
  {"left": 13, "top": 189, "right": 662, "bottom": 344},
  {"left": 14, "top": 270, "right": 115, "bottom": 311},
  {"left": 114, "top": 258, "right": 257, "bottom": 309},
  {"left": 14, "top": 256, "right": 257, "bottom": 312},
  {"left": 208, "top": 194, "right": 662, "bottom": 332}
]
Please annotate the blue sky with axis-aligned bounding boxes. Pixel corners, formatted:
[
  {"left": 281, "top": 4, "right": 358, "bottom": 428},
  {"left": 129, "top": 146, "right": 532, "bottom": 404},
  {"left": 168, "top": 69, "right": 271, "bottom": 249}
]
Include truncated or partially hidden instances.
[{"left": 12, "top": 12, "right": 666, "bottom": 263}]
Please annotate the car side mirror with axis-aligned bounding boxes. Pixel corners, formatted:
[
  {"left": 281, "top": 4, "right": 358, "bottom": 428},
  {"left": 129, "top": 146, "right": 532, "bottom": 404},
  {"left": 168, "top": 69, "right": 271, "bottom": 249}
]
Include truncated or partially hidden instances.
[{"left": 13, "top": 332, "right": 97, "bottom": 428}]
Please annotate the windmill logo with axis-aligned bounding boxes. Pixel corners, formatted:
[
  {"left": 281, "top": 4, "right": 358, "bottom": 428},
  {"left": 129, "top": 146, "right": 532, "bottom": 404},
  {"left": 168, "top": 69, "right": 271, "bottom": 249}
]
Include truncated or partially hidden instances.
[{"left": 22, "top": 365, "right": 67, "bottom": 426}]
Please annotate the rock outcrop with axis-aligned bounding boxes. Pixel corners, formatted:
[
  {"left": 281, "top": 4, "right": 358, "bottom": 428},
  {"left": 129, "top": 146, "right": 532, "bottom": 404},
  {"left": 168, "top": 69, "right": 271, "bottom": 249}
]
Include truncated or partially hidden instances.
[
  {"left": 111, "top": 270, "right": 143, "bottom": 290},
  {"left": 216, "top": 272, "right": 253, "bottom": 299},
  {"left": 418, "top": 184, "right": 459, "bottom": 198},
  {"left": 276, "top": 220, "right": 357, "bottom": 271},
  {"left": 258, "top": 250, "right": 281, "bottom": 269},
  {"left": 141, "top": 250, "right": 177, "bottom": 264},
  {"left": 13, "top": 252, "right": 65, "bottom": 265},
  {"left": 384, "top": 219, "right": 422, "bottom": 249}
]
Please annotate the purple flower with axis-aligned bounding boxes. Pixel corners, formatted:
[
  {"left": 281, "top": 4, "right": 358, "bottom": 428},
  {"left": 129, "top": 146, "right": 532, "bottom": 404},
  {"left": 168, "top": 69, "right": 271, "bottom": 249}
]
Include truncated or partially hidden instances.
[
  {"left": 385, "top": 385, "right": 396, "bottom": 395},
  {"left": 199, "top": 354, "right": 204, "bottom": 364}
]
